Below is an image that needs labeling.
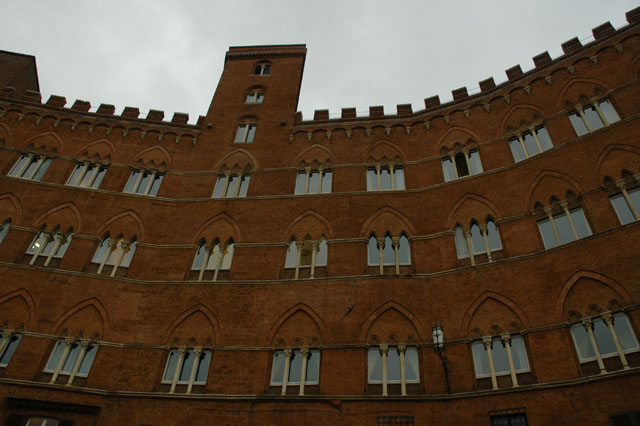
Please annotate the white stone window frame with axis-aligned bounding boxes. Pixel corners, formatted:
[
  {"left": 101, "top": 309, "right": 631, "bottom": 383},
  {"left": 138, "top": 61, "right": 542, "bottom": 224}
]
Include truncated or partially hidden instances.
[
  {"left": 212, "top": 171, "right": 250, "bottom": 198},
  {"left": 43, "top": 338, "right": 98, "bottom": 385},
  {"left": 294, "top": 167, "right": 332, "bottom": 195},
  {"left": 270, "top": 347, "right": 320, "bottom": 396},
  {"left": 0, "top": 219, "right": 11, "bottom": 245},
  {"left": 253, "top": 63, "right": 271, "bottom": 76},
  {"left": 568, "top": 98, "right": 621, "bottom": 136},
  {"left": 285, "top": 237, "right": 328, "bottom": 279},
  {"left": 368, "top": 345, "right": 420, "bottom": 396},
  {"left": 537, "top": 202, "right": 592, "bottom": 249},
  {"left": 91, "top": 235, "right": 137, "bottom": 277},
  {"left": 454, "top": 219, "right": 502, "bottom": 265},
  {"left": 245, "top": 88, "right": 264, "bottom": 104},
  {"left": 472, "top": 334, "right": 530, "bottom": 390},
  {"left": 66, "top": 160, "right": 108, "bottom": 189},
  {"left": 26, "top": 227, "right": 73, "bottom": 267},
  {"left": 366, "top": 163, "right": 405, "bottom": 191},
  {"left": 235, "top": 122, "right": 257, "bottom": 143},
  {"left": 123, "top": 168, "right": 164, "bottom": 196},
  {"left": 367, "top": 233, "right": 411, "bottom": 275},
  {"left": 191, "top": 239, "right": 235, "bottom": 281},
  {"left": 508, "top": 124, "right": 554, "bottom": 162},
  {"left": 571, "top": 312, "right": 639, "bottom": 374},
  {"left": 161, "top": 347, "right": 212, "bottom": 394},
  {"left": 608, "top": 175, "right": 640, "bottom": 225},
  {"left": 441, "top": 148, "right": 483, "bottom": 182},
  {"left": 8, "top": 153, "right": 53, "bottom": 181},
  {"left": 0, "top": 330, "right": 22, "bottom": 367}
]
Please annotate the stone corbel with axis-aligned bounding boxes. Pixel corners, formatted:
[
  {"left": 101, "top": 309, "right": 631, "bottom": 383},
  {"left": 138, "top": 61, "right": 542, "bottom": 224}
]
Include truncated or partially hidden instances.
[
  {"left": 424, "top": 121, "right": 431, "bottom": 130},
  {"left": 503, "top": 95, "right": 511, "bottom": 104},
  {"left": 365, "top": 128, "right": 371, "bottom": 137},
  {"left": 70, "top": 123, "right": 77, "bottom": 131},
  {"left": 590, "top": 55, "right": 599, "bottom": 64},
  {"left": 345, "top": 130, "right": 352, "bottom": 139},
  {"left": 36, "top": 117, "right": 42, "bottom": 125},
  {"left": 523, "top": 86, "right": 531, "bottom": 94},
  {"left": 405, "top": 126, "right": 411, "bottom": 135},
  {"left": 483, "top": 104, "right": 490, "bottom": 113},
  {"left": 307, "top": 133, "right": 312, "bottom": 141},
  {"left": 443, "top": 116, "right": 450, "bottom": 124},
  {"left": 53, "top": 120, "right": 60, "bottom": 127},
  {"left": 464, "top": 110, "right": 470, "bottom": 118},
  {"left": 17, "top": 114, "right": 25, "bottom": 122},
  {"left": 567, "top": 66, "right": 575, "bottom": 75},
  {"left": 545, "top": 76, "right": 553, "bottom": 85},
  {"left": 385, "top": 127, "right": 391, "bottom": 136},
  {"left": 326, "top": 131, "right": 332, "bottom": 140},
  {"left": 615, "top": 44, "right": 624, "bottom": 53}
]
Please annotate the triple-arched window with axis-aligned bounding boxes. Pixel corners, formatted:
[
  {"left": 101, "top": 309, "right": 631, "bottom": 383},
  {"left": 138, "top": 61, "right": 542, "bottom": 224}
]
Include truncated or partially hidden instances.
[
  {"left": 91, "top": 234, "right": 137, "bottom": 277},
  {"left": 454, "top": 219, "right": 502, "bottom": 265},
  {"left": 285, "top": 236, "right": 328, "bottom": 279},
  {"left": 367, "top": 232, "right": 410, "bottom": 274},
  {"left": 26, "top": 226, "right": 73, "bottom": 267},
  {"left": 191, "top": 239, "right": 235, "bottom": 281}
]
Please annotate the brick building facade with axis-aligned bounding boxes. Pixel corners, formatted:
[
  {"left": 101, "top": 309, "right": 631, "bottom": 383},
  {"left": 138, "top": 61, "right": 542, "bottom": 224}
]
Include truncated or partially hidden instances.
[{"left": 0, "top": 8, "right": 640, "bottom": 426}]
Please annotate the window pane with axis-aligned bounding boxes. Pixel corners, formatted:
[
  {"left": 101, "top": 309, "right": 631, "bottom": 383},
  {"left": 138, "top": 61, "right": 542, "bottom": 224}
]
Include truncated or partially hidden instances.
[
  {"left": 570, "top": 208, "right": 592, "bottom": 238},
  {"left": 192, "top": 244, "right": 206, "bottom": 269},
  {"left": 628, "top": 188, "right": 640, "bottom": 216},
  {"left": 235, "top": 124, "right": 247, "bottom": 142},
  {"left": 299, "top": 239, "right": 313, "bottom": 266},
  {"left": 246, "top": 124, "right": 256, "bottom": 142},
  {"left": 238, "top": 175, "right": 250, "bottom": 197},
  {"left": 593, "top": 318, "right": 616, "bottom": 356},
  {"left": 92, "top": 238, "right": 110, "bottom": 263},
  {"left": 41, "top": 233, "right": 55, "bottom": 256},
  {"left": 442, "top": 158, "right": 456, "bottom": 181},
  {"left": 469, "top": 150, "right": 483, "bottom": 173},
  {"left": 538, "top": 218, "right": 558, "bottom": 249},
  {"left": 536, "top": 126, "right": 553, "bottom": 150},
  {"left": 9, "top": 154, "right": 29, "bottom": 177},
  {"left": 387, "top": 347, "right": 401, "bottom": 382},
  {"left": 454, "top": 153, "right": 469, "bottom": 177},
  {"left": 491, "top": 338, "right": 510, "bottom": 374},
  {"left": 398, "top": 235, "right": 410, "bottom": 264},
  {"left": 613, "top": 314, "right": 639, "bottom": 351},
  {"left": 316, "top": 239, "right": 328, "bottom": 266},
  {"left": 34, "top": 158, "right": 52, "bottom": 181},
  {"left": 610, "top": 194, "right": 635, "bottom": 225},
  {"left": 0, "top": 335, "right": 21, "bottom": 365},
  {"left": 572, "top": 324, "right": 595, "bottom": 360},
  {"left": 27, "top": 231, "right": 48, "bottom": 254},
  {"left": 510, "top": 335, "right": 529, "bottom": 371},
  {"left": 262, "top": 64, "right": 270, "bottom": 75},
  {"left": 226, "top": 175, "right": 239, "bottom": 197},
  {"left": 583, "top": 105, "right": 604, "bottom": 130},
  {"left": 382, "top": 235, "right": 394, "bottom": 265},
  {"left": 0, "top": 221, "right": 9, "bottom": 244},
  {"left": 179, "top": 351, "right": 194, "bottom": 382},
  {"left": 213, "top": 175, "right": 225, "bottom": 198},
  {"left": 46, "top": 340, "right": 67, "bottom": 371},
  {"left": 487, "top": 221, "right": 502, "bottom": 251},
  {"left": 271, "top": 351, "right": 286, "bottom": 385},
  {"left": 308, "top": 170, "right": 320, "bottom": 194},
  {"left": 163, "top": 350, "right": 178, "bottom": 381},
  {"left": 246, "top": 93, "right": 256, "bottom": 103},
  {"left": 294, "top": 171, "right": 306, "bottom": 194},
  {"left": 124, "top": 171, "right": 140, "bottom": 193},
  {"left": 207, "top": 244, "right": 221, "bottom": 270},
  {"left": 285, "top": 240, "right": 297, "bottom": 268},
  {"left": 470, "top": 223, "right": 485, "bottom": 254},
  {"left": 23, "top": 157, "right": 42, "bottom": 179},
  {"left": 78, "top": 344, "right": 97, "bottom": 376},
  {"left": 288, "top": 350, "right": 302, "bottom": 384},
  {"left": 380, "top": 167, "right": 392, "bottom": 190},
  {"left": 455, "top": 226, "right": 469, "bottom": 258},
  {"left": 509, "top": 138, "right": 526, "bottom": 162},
  {"left": 256, "top": 92, "right": 264, "bottom": 103},
  {"left": 405, "top": 347, "right": 419, "bottom": 382},
  {"left": 54, "top": 234, "right": 72, "bottom": 258},
  {"left": 599, "top": 99, "right": 620, "bottom": 124},
  {"left": 78, "top": 164, "right": 95, "bottom": 187},
  {"left": 522, "top": 132, "right": 538, "bottom": 156},
  {"left": 569, "top": 112, "right": 589, "bottom": 136},
  {"left": 62, "top": 343, "right": 80, "bottom": 373},
  {"left": 368, "top": 236, "right": 379, "bottom": 265},
  {"left": 394, "top": 167, "right": 405, "bottom": 190},
  {"left": 367, "top": 168, "right": 378, "bottom": 190},
  {"left": 322, "top": 170, "right": 332, "bottom": 193},
  {"left": 472, "top": 341, "right": 490, "bottom": 377},
  {"left": 306, "top": 350, "right": 320, "bottom": 384},
  {"left": 148, "top": 174, "right": 163, "bottom": 196},
  {"left": 92, "top": 166, "right": 107, "bottom": 189},
  {"left": 220, "top": 243, "right": 234, "bottom": 270},
  {"left": 554, "top": 213, "right": 575, "bottom": 244},
  {"left": 67, "top": 163, "right": 85, "bottom": 185},
  {"left": 195, "top": 350, "right": 211, "bottom": 383},
  {"left": 120, "top": 240, "right": 137, "bottom": 267},
  {"left": 368, "top": 348, "right": 382, "bottom": 382},
  {"left": 136, "top": 171, "right": 152, "bottom": 194}
]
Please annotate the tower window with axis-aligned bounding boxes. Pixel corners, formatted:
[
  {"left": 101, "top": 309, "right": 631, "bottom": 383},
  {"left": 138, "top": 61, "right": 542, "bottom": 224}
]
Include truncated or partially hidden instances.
[
  {"left": 123, "top": 169, "right": 164, "bottom": 196},
  {"left": 8, "top": 153, "right": 52, "bottom": 181},
  {"left": 508, "top": 125, "right": 553, "bottom": 162},
  {"left": 568, "top": 98, "right": 620, "bottom": 136},
  {"left": 366, "top": 164, "right": 405, "bottom": 191},
  {"left": 245, "top": 89, "right": 264, "bottom": 103},
  {"left": 442, "top": 149, "right": 483, "bottom": 182},
  {"left": 254, "top": 63, "right": 271, "bottom": 75},
  {"left": 235, "top": 122, "right": 257, "bottom": 143},
  {"left": 66, "top": 161, "right": 107, "bottom": 189},
  {"left": 295, "top": 168, "right": 332, "bottom": 194}
]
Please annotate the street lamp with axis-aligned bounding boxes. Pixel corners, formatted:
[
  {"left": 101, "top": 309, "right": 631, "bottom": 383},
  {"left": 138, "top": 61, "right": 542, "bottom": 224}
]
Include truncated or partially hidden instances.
[{"left": 432, "top": 324, "right": 451, "bottom": 393}]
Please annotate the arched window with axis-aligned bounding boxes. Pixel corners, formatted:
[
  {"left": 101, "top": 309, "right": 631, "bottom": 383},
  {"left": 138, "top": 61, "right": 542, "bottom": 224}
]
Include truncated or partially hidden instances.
[
  {"left": 284, "top": 236, "right": 327, "bottom": 279},
  {"left": 368, "top": 345, "right": 419, "bottom": 396},
  {"left": 235, "top": 121, "right": 257, "bottom": 143},
  {"left": 162, "top": 347, "right": 212, "bottom": 394},
  {"left": 568, "top": 98, "right": 620, "bottom": 136},
  {"left": 295, "top": 168, "right": 332, "bottom": 194},
  {"left": 8, "top": 153, "right": 52, "bottom": 181},
  {"left": 270, "top": 347, "right": 320, "bottom": 395},
  {"left": 26, "top": 226, "right": 73, "bottom": 267},
  {"left": 253, "top": 62, "right": 271, "bottom": 76},
  {"left": 366, "top": 164, "right": 405, "bottom": 191},
  {"left": 191, "top": 239, "right": 235, "bottom": 281},
  {"left": 442, "top": 148, "right": 483, "bottom": 182},
  {"left": 91, "top": 234, "right": 137, "bottom": 277},
  {"left": 245, "top": 88, "right": 264, "bottom": 104},
  {"left": 508, "top": 125, "right": 553, "bottom": 162},
  {"left": 536, "top": 197, "right": 592, "bottom": 249},
  {"left": 605, "top": 174, "right": 640, "bottom": 225},
  {"left": 471, "top": 334, "right": 530, "bottom": 390},
  {"left": 454, "top": 219, "right": 502, "bottom": 265},
  {"left": 367, "top": 232, "right": 411, "bottom": 274},
  {"left": 213, "top": 172, "right": 250, "bottom": 198}
]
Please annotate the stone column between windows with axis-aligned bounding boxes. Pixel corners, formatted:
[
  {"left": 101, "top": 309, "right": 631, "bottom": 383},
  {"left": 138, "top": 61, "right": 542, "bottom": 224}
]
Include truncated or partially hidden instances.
[
  {"left": 317, "top": 167, "right": 324, "bottom": 193},
  {"left": 543, "top": 206, "right": 563, "bottom": 246},
  {"left": 448, "top": 153, "right": 459, "bottom": 179},
  {"left": 516, "top": 133, "right": 529, "bottom": 158},
  {"left": 380, "top": 344, "right": 389, "bottom": 396},
  {"left": 110, "top": 241, "right": 129, "bottom": 277},
  {"left": 294, "top": 242, "right": 303, "bottom": 279},
  {"left": 50, "top": 338, "right": 73, "bottom": 384},
  {"left": 198, "top": 244, "right": 212, "bottom": 282},
  {"left": 66, "top": 340, "right": 89, "bottom": 386},
  {"left": 74, "top": 162, "right": 90, "bottom": 185},
  {"left": 392, "top": 237, "right": 400, "bottom": 274},
  {"left": 463, "top": 228, "right": 475, "bottom": 266},
  {"left": 131, "top": 168, "right": 145, "bottom": 193},
  {"left": 26, "top": 155, "right": 46, "bottom": 180},
  {"left": 0, "top": 331, "right": 14, "bottom": 358},
  {"left": 377, "top": 238, "right": 385, "bottom": 275},
  {"left": 97, "top": 239, "right": 117, "bottom": 275},
  {"left": 299, "top": 347, "right": 309, "bottom": 396},
  {"left": 560, "top": 201, "right": 580, "bottom": 239},
  {"left": 482, "top": 336, "right": 498, "bottom": 390},
  {"left": 310, "top": 241, "right": 318, "bottom": 279},
  {"left": 303, "top": 167, "right": 311, "bottom": 194},
  {"left": 398, "top": 344, "right": 407, "bottom": 396},
  {"left": 501, "top": 334, "right": 518, "bottom": 387},
  {"left": 85, "top": 162, "right": 102, "bottom": 188},
  {"left": 601, "top": 312, "right": 630, "bottom": 370},
  {"left": 142, "top": 170, "right": 157, "bottom": 195},
  {"left": 233, "top": 172, "right": 243, "bottom": 197},
  {"left": 43, "top": 234, "right": 64, "bottom": 267},
  {"left": 582, "top": 318, "right": 607, "bottom": 374},
  {"left": 529, "top": 126, "right": 544, "bottom": 153},
  {"left": 389, "top": 163, "right": 395, "bottom": 190},
  {"left": 15, "top": 153, "right": 34, "bottom": 177},
  {"left": 616, "top": 181, "right": 640, "bottom": 219},
  {"left": 480, "top": 224, "right": 493, "bottom": 262},
  {"left": 221, "top": 171, "right": 232, "bottom": 198},
  {"left": 375, "top": 164, "right": 382, "bottom": 191},
  {"left": 281, "top": 348, "right": 292, "bottom": 395},
  {"left": 29, "top": 232, "right": 52, "bottom": 265},
  {"left": 170, "top": 348, "right": 187, "bottom": 393},
  {"left": 213, "top": 243, "right": 225, "bottom": 281},
  {"left": 462, "top": 148, "right": 472, "bottom": 174},
  {"left": 591, "top": 99, "right": 609, "bottom": 126},
  {"left": 187, "top": 347, "right": 203, "bottom": 394},
  {"left": 575, "top": 105, "right": 593, "bottom": 133}
]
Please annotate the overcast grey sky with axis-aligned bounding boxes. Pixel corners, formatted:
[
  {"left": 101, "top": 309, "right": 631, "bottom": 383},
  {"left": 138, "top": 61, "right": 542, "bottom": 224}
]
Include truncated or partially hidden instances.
[{"left": 2, "top": 1, "right": 638, "bottom": 123}]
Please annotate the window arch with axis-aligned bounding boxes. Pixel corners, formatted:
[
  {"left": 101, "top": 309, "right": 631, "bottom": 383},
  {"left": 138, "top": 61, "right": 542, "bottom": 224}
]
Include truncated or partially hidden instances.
[
  {"left": 91, "top": 234, "right": 137, "bottom": 277},
  {"left": 284, "top": 236, "right": 327, "bottom": 279},
  {"left": 26, "top": 225, "right": 73, "bottom": 267},
  {"left": 454, "top": 218, "right": 503, "bottom": 265},
  {"left": 190, "top": 238, "right": 235, "bottom": 281},
  {"left": 367, "top": 232, "right": 411, "bottom": 275}
]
